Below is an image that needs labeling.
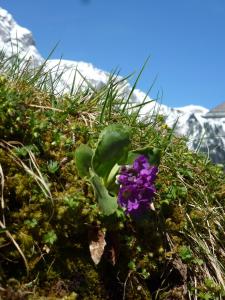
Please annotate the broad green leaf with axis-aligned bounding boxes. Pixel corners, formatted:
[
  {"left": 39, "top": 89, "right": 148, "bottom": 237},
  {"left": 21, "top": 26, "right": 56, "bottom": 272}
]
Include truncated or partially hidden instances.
[
  {"left": 92, "top": 124, "right": 131, "bottom": 179},
  {"left": 127, "top": 146, "right": 161, "bottom": 166},
  {"left": 90, "top": 171, "right": 118, "bottom": 216},
  {"left": 75, "top": 144, "right": 93, "bottom": 178}
]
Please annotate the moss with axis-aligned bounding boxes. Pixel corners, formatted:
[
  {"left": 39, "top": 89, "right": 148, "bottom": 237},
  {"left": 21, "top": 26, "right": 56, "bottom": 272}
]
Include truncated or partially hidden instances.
[{"left": 0, "top": 62, "right": 225, "bottom": 299}]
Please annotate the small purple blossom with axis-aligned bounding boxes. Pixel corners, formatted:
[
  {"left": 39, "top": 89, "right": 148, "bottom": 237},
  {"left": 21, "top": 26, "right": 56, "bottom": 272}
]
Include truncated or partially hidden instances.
[{"left": 117, "top": 155, "right": 158, "bottom": 215}]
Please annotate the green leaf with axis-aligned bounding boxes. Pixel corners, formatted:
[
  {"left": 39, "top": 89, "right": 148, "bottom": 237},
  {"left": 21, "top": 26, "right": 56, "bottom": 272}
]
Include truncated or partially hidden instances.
[
  {"left": 43, "top": 230, "right": 57, "bottom": 245},
  {"left": 64, "top": 196, "right": 79, "bottom": 209},
  {"left": 90, "top": 171, "right": 118, "bottom": 216},
  {"left": 74, "top": 144, "right": 93, "bottom": 178},
  {"left": 47, "top": 160, "right": 59, "bottom": 174},
  {"left": 24, "top": 218, "right": 38, "bottom": 228},
  {"left": 128, "top": 261, "right": 136, "bottom": 270},
  {"left": 126, "top": 152, "right": 140, "bottom": 165},
  {"left": 106, "top": 163, "right": 120, "bottom": 186},
  {"left": 127, "top": 146, "right": 161, "bottom": 166},
  {"left": 92, "top": 124, "right": 131, "bottom": 179},
  {"left": 179, "top": 246, "right": 193, "bottom": 262}
]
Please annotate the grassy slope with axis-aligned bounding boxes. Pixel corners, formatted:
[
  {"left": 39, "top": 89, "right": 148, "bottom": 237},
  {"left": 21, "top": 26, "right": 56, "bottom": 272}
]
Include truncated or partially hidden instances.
[{"left": 0, "top": 56, "right": 225, "bottom": 299}]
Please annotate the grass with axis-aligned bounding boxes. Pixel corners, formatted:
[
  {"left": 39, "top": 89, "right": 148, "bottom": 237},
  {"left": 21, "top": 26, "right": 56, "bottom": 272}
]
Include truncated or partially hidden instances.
[{"left": 0, "top": 52, "right": 225, "bottom": 299}]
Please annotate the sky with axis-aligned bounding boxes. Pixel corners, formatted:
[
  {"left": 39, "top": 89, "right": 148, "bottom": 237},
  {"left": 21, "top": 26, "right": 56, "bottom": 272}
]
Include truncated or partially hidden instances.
[{"left": 1, "top": 0, "right": 225, "bottom": 109}]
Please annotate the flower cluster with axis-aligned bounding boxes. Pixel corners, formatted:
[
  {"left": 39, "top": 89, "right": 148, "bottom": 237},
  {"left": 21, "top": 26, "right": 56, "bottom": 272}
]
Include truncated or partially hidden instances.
[{"left": 117, "top": 155, "right": 158, "bottom": 215}]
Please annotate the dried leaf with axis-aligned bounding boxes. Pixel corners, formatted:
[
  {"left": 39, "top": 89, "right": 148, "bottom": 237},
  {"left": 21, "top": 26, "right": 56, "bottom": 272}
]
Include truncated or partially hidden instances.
[
  {"left": 89, "top": 228, "right": 106, "bottom": 265},
  {"left": 149, "top": 202, "right": 155, "bottom": 211}
]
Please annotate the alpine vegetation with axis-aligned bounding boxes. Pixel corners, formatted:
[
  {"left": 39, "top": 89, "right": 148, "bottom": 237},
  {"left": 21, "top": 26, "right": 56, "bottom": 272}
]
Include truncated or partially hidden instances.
[
  {"left": 0, "top": 49, "right": 225, "bottom": 300},
  {"left": 0, "top": 6, "right": 225, "bottom": 166}
]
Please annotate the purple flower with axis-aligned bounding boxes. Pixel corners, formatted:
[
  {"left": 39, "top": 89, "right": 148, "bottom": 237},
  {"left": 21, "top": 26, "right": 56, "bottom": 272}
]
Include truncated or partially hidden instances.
[{"left": 117, "top": 155, "right": 158, "bottom": 215}]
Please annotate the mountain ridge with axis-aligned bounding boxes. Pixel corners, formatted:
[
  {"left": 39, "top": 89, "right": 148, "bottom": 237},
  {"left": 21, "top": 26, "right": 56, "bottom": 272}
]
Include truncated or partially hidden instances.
[{"left": 0, "top": 6, "right": 224, "bottom": 165}]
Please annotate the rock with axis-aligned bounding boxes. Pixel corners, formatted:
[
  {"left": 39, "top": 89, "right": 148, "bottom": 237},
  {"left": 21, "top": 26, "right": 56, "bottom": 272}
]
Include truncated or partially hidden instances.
[{"left": 0, "top": 6, "right": 224, "bottom": 165}]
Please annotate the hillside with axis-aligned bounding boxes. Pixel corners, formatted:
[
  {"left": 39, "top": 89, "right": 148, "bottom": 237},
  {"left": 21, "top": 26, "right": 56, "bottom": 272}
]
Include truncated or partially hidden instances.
[
  {"left": 0, "top": 45, "right": 225, "bottom": 300},
  {"left": 0, "top": 6, "right": 225, "bottom": 166}
]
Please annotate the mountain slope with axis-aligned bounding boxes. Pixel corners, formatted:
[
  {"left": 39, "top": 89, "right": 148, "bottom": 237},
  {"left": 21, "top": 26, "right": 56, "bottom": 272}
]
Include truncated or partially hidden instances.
[
  {"left": 0, "top": 6, "right": 224, "bottom": 165},
  {"left": 0, "top": 7, "right": 43, "bottom": 66}
]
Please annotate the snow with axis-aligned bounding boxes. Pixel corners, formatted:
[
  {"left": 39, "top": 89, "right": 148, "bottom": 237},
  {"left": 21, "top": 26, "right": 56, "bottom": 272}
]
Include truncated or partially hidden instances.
[
  {"left": 175, "top": 105, "right": 209, "bottom": 115},
  {"left": 0, "top": 6, "right": 225, "bottom": 165},
  {"left": 0, "top": 7, "right": 43, "bottom": 66},
  {"left": 45, "top": 59, "right": 110, "bottom": 93}
]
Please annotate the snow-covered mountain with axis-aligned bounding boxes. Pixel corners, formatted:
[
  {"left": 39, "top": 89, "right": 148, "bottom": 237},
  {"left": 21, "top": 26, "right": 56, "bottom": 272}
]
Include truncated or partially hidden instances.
[
  {"left": 0, "top": 7, "right": 43, "bottom": 66},
  {"left": 0, "top": 6, "right": 224, "bottom": 166}
]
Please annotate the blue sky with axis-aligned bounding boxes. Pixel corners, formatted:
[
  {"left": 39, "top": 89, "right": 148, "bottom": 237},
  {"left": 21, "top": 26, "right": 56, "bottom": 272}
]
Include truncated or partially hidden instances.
[{"left": 1, "top": 0, "right": 225, "bottom": 109}]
